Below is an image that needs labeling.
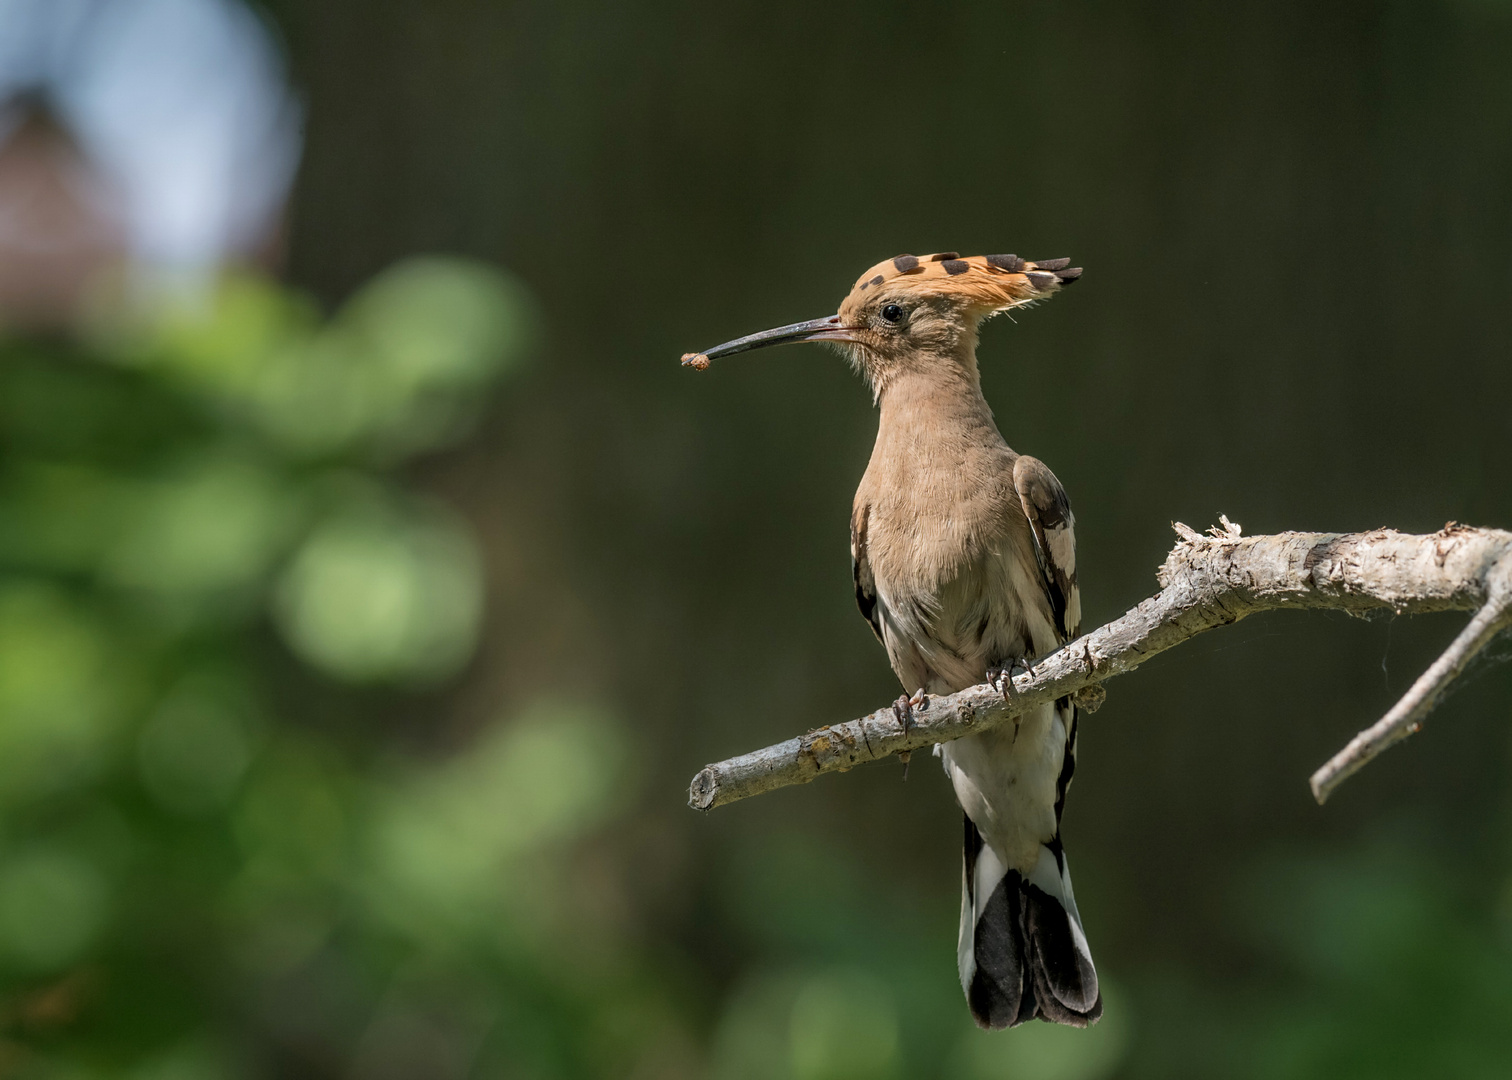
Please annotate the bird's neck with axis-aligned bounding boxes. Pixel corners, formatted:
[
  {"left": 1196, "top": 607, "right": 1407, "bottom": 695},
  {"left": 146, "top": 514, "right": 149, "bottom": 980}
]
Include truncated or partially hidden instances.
[
  {"left": 859, "top": 352, "right": 1017, "bottom": 584},
  {"left": 875, "top": 353, "right": 1004, "bottom": 448}
]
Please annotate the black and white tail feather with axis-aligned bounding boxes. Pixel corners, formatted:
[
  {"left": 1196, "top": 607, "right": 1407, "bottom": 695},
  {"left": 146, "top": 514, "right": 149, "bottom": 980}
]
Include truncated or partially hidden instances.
[
  {"left": 960, "top": 812, "right": 1101, "bottom": 1028},
  {"left": 955, "top": 454, "right": 1100, "bottom": 1028}
]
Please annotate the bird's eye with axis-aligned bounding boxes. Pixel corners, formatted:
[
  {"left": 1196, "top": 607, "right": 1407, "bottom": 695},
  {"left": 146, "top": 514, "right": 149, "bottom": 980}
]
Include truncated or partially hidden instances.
[{"left": 881, "top": 304, "right": 904, "bottom": 324}]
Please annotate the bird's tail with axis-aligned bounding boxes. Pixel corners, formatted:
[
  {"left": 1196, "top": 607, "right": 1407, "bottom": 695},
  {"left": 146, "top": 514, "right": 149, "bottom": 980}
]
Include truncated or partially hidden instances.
[{"left": 958, "top": 815, "right": 1101, "bottom": 1028}]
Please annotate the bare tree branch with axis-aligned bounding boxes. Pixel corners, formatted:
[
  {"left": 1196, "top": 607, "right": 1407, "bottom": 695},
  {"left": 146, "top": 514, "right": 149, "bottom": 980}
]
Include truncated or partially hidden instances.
[{"left": 688, "top": 520, "right": 1512, "bottom": 812}]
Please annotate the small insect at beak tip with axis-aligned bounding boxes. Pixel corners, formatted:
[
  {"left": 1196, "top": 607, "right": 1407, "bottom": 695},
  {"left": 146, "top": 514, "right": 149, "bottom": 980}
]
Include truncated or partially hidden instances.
[{"left": 681, "top": 352, "right": 711, "bottom": 370}]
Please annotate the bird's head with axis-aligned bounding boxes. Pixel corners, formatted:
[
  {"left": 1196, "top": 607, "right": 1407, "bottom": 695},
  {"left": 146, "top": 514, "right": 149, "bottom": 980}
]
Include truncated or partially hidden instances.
[{"left": 681, "top": 252, "right": 1081, "bottom": 395}]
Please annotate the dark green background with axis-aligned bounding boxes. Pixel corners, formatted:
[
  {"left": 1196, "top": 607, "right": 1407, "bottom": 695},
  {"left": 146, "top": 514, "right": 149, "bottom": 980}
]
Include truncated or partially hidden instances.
[{"left": 4, "top": 1, "right": 1512, "bottom": 1076}]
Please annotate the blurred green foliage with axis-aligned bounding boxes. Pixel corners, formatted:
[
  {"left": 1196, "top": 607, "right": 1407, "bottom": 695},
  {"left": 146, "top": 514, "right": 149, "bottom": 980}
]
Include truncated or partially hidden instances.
[
  {"left": 1120, "top": 839, "right": 1512, "bottom": 1080},
  {"left": 0, "top": 259, "right": 697, "bottom": 1077}
]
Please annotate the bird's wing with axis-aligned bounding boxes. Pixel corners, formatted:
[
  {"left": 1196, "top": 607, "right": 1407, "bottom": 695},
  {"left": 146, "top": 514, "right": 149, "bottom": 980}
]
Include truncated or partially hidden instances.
[
  {"left": 1013, "top": 455, "right": 1080, "bottom": 642},
  {"left": 851, "top": 502, "right": 884, "bottom": 644},
  {"left": 1014, "top": 455, "right": 1084, "bottom": 848}
]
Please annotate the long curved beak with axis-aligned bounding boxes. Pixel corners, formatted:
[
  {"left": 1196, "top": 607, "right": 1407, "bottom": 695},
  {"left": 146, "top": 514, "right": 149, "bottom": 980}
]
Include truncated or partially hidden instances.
[{"left": 681, "top": 314, "right": 857, "bottom": 369}]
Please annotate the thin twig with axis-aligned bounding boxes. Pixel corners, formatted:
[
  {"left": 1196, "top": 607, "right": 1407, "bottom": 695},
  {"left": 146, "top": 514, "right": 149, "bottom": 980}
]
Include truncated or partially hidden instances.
[
  {"left": 1310, "top": 572, "right": 1512, "bottom": 802},
  {"left": 688, "top": 522, "right": 1512, "bottom": 811}
]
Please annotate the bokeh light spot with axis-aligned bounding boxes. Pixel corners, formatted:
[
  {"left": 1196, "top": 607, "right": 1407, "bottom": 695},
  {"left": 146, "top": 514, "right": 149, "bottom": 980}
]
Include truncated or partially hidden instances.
[
  {"left": 274, "top": 490, "right": 482, "bottom": 684},
  {"left": 368, "top": 701, "right": 631, "bottom": 937},
  {"left": 0, "top": 848, "right": 108, "bottom": 972},
  {"left": 104, "top": 452, "right": 292, "bottom": 597},
  {"left": 0, "top": 583, "right": 120, "bottom": 798},
  {"left": 137, "top": 674, "right": 257, "bottom": 814}
]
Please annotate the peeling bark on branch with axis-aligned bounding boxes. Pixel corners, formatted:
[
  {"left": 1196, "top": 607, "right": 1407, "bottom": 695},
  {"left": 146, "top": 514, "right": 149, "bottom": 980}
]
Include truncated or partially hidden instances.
[{"left": 688, "top": 521, "right": 1512, "bottom": 812}]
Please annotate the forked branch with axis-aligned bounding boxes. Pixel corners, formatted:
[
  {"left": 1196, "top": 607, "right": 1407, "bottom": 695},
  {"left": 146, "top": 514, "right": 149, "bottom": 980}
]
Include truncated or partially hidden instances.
[{"left": 687, "top": 520, "right": 1512, "bottom": 812}]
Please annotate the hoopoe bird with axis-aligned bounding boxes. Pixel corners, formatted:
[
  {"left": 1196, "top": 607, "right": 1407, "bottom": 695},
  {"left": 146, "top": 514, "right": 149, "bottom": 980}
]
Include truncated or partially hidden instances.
[{"left": 683, "top": 252, "right": 1097, "bottom": 1029}]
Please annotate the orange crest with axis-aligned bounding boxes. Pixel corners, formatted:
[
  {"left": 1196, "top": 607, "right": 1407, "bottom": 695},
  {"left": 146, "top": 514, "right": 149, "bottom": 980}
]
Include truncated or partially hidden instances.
[{"left": 839, "top": 252, "right": 1081, "bottom": 321}]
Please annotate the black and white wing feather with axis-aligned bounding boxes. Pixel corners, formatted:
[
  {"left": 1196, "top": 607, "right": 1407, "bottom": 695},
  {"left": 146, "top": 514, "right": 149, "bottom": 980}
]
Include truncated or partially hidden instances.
[
  {"left": 1013, "top": 455, "right": 1080, "bottom": 643},
  {"left": 850, "top": 502, "right": 883, "bottom": 644}
]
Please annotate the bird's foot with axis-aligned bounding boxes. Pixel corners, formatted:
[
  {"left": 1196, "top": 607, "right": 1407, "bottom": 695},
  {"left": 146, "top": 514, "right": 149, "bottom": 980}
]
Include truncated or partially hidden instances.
[
  {"left": 892, "top": 689, "right": 927, "bottom": 781},
  {"left": 892, "top": 694, "right": 911, "bottom": 731},
  {"left": 988, "top": 662, "right": 1025, "bottom": 700},
  {"left": 988, "top": 659, "right": 1036, "bottom": 700},
  {"left": 892, "top": 688, "right": 929, "bottom": 731},
  {"left": 891, "top": 693, "right": 912, "bottom": 733}
]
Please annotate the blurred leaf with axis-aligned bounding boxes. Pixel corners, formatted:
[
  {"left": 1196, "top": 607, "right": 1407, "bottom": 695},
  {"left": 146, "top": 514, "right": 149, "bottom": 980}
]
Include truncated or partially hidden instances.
[
  {"left": 119, "top": 273, "right": 322, "bottom": 398},
  {"left": 232, "top": 742, "right": 351, "bottom": 881},
  {"left": 0, "top": 848, "right": 108, "bottom": 974},
  {"left": 89, "top": 259, "right": 532, "bottom": 466},
  {"left": 0, "top": 463, "right": 135, "bottom": 575},
  {"left": 0, "top": 584, "right": 130, "bottom": 801},
  {"left": 0, "top": 352, "right": 203, "bottom": 465},
  {"left": 251, "top": 258, "right": 532, "bottom": 460},
  {"left": 365, "top": 700, "right": 631, "bottom": 943},
  {"left": 102, "top": 451, "right": 296, "bottom": 605},
  {"left": 137, "top": 673, "right": 260, "bottom": 815},
  {"left": 124, "top": 1039, "right": 237, "bottom": 1080},
  {"left": 340, "top": 257, "right": 530, "bottom": 392},
  {"left": 272, "top": 483, "right": 482, "bottom": 684}
]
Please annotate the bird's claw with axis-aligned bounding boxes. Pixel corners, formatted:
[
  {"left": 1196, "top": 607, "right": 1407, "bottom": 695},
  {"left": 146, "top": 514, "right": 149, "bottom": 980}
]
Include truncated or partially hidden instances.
[
  {"left": 987, "top": 663, "right": 1016, "bottom": 700},
  {"left": 893, "top": 688, "right": 929, "bottom": 730},
  {"left": 892, "top": 694, "right": 914, "bottom": 732},
  {"left": 893, "top": 689, "right": 927, "bottom": 780},
  {"left": 987, "top": 659, "right": 1035, "bottom": 700}
]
